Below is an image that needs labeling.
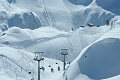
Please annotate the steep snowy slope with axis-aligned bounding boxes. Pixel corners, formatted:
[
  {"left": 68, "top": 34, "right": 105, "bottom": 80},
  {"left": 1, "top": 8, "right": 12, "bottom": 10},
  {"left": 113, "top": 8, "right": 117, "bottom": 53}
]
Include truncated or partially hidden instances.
[
  {"left": 68, "top": 0, "right": 120, "bottom": 15},
  {"left": 0, "top": 0, "right": 42, "bottom": 30},
  {"left": 0, "top": 0, "right": 118, "bottom": 32},
  {"left": 0, "top": 25, "right": 111, "bottom": 80},
  {"left": 0, "top": 0, "right": 74, "bottom": 31},
  {"left": 0, "top": 0, "right": 120, "bottom": 80},
  {"left": 63, "top": 26, "right": 120, "bottom": 80},
  {"left": 63, "top": 0, "right": 115, "bottom": 29},
  {"left": 79, "top": 38, "right": 120, "bottom": 79},
  {"left": 40, "top": 0, "right": 74, "bottom": 31}
]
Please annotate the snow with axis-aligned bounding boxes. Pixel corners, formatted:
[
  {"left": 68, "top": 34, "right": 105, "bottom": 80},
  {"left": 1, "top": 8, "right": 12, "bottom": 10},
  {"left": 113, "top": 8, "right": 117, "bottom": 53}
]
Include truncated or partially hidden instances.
[
  {"left": 96, "top": 0, "right": 120, "bottom": 15},
  {"left": 68, "top": 0, "right": 93, "bottom": 6},
  {"left": 78, "top": 38, "right": 120, "bottom": 79},
  {"left": 0, "top": 0, "right": 120, "bottom": 80}
]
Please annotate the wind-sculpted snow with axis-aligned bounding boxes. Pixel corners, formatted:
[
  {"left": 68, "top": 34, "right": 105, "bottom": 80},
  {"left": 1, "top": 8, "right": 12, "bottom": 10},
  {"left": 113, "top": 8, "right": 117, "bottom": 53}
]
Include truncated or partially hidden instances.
[
  {"left": 96, "top": 0, "right": 120, "bottom": 15},
  {"left": 78, "top": 38, "right": 120, "bottom": 79},
  {"left": 68, "top": 0, "right": 120, "bottom": 15},
  {"left": 68, "top": 0, "right": 93, "bottom": 6},
  {"left": 62, "top": 0, "right": 115, "bottom": 28},
  {"left": 0, "top": 0, "right": 120, "bottom": 80},
  {"left": 0, "top": 47, "right": 56, "bottom": 80},
  {"left": 0, "top": 0, "right": 118, "bottom": 31},
  {"left": 0, "top": 26, "right": 110, "bottom": 62},
  {"left": 8, "top": 11, "right": 41, "bottom": 30}
]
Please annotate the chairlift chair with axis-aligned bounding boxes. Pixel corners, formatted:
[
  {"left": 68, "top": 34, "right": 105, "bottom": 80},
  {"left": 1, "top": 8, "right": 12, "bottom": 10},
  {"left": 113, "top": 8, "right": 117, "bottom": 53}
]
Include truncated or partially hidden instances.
[
  {"left": 69, "top": 61, "right": 71, "bottom": 64},
  {"left": 58, "top": 66, "right": 60, "bottom": 71},
  {"left": 55, "top": 55, "right": 58, "bottom": 64},
  {"left": 48, "top": 65, "right": 51, "bottom": 67},
  {"left": 51, "top": 68, "right": 54, "bottom": 73},
  {"left": 42, "top": 66, "right": 45, "bottom": 71},
  {"left": 67, "top": 61, "right": 71, "bottom": 64},
  {"left": 40, "top": 66, "right": 45, "bottom": 71},
  {"left": 48, "top": 58, "right": 51, "bottom": 67},
  {"left": 31, "top": 78, "right": 34, "bottom": 80},
  {"left": 28, "top": 72, "right": 31, "bottom": 74},
  {"left": 67, "top": 62, "right": 69, "bottom": 64}
]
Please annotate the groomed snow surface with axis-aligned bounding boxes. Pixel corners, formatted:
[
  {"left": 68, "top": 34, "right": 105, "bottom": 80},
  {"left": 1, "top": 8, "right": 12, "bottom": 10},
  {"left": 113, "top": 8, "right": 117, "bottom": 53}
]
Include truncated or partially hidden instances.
[{"left": 1, "top": 24, "right": 120, "bottom": 80}]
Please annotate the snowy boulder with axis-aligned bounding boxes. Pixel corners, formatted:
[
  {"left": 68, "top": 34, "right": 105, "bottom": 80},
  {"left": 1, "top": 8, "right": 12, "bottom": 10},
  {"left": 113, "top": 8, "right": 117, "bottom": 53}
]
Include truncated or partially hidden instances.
[
  {"left": 0, "top": 27, "right": 32, "bottom": 42},
  {"left": 78, "top": 38, "right": 120, "bottom": 79}
]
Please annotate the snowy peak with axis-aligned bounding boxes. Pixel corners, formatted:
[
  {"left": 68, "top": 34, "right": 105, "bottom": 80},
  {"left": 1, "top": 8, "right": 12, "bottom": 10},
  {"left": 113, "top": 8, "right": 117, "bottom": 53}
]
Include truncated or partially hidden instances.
[
  {"left": 0, "top": 0, "right": 119, "bottom": 31},
  {"left": 68, "top": 0, "right": 120, "bottom": 15}
]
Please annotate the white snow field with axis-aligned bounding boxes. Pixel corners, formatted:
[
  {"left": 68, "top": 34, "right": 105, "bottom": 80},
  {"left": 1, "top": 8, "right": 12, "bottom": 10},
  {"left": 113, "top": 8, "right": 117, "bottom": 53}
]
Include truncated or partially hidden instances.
[{"left": 0, "top": 0, "right": 120, "bottom": 80}]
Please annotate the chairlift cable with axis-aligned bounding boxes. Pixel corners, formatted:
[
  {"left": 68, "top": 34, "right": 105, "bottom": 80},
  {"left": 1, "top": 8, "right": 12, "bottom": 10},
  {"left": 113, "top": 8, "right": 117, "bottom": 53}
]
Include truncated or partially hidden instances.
[
  {"left": 55, "top": 55, "right": 58, "bottom": 64},
  {"left": 48, "top": 58, "right": 51, "bottom": 67}
]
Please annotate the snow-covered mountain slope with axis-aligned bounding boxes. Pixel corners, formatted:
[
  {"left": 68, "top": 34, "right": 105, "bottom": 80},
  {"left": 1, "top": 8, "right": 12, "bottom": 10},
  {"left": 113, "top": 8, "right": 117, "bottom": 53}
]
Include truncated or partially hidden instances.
[
  {"left": 0, "top": 26, "right": 110, "bottom": 61},
  {"left": 0, "top": 0, "right": 120, "bottom": 80},
  {"left": 0, "top": 0, "right": 118, "bottom": 32},
  {"left": 68, "top": 0, "right": 120, "bottom": 15},
  {"left": 0, "top": 46, "right": 64, "bottom": 80},
  {"left": 62, "top": 26, "right": 120, "bottom": 80},
  {"left": 0, "top": 0, "right": 74, "bottom": 31},
  {"left": 0, "top": 25, "right": 111, "bottom": 80},
  {"left": 79, "top": 38, "right": 120, "bottom": 79},
  {"left": 63, "top": 0, "right": 116, "bottom": 29}
]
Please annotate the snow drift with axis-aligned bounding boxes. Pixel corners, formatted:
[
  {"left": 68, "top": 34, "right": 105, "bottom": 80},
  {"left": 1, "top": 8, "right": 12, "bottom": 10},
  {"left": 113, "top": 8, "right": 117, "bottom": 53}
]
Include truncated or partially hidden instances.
[{"left": 78, "top": 38, "right": 120, "bottom": 79}]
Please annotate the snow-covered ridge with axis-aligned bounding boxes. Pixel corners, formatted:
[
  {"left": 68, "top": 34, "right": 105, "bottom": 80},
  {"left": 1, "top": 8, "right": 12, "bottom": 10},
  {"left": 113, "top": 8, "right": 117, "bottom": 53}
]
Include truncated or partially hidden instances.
[
  {"left": 0, "top": 0, "right": 120, "bottom": 80},
  {"left": 68, "top": 0, "right": 120, "bottom": 15},
  {"left": 0, "top": 0, "right": 118, "bottom": 32}
]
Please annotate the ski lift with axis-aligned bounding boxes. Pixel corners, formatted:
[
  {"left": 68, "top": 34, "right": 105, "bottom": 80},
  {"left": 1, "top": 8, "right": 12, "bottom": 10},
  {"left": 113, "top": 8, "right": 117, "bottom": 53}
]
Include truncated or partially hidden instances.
[
  {"left": 48, "top": 58, "right": 51, "bottom": 67},
  {"left": 40, "top": 59, "right": 45, "bottom": 71},
  {"left": 66, "top": 54, "right": 71, "bottom": 65},
  {"left": 69, "top": 61, "right": 71, "bottom": 64},
  {"left": 42, "top": 67, "right": 45, "bottom": 71},
  {"left": 55, "top": 55, "right": 58, "bottom": 64},
  {"left": 31, "top": 78, "right": 34, "bottom": 80},
  {"left": 67, "top": 61, "right": 71, "bottom": 64},
  {"left": 51, "top": 60, "right": 54, "bottom": 73},
  {"left": 56, "top": 62, "right": 58, "bottom": 64},
  {"left": 28, "top": 72, "right": 31, "bottom": 74},
  {"left": 58, "top": 66, "right": 60, "bottom": 71},
  {"left": 28, "top": 61, "right": 31, "bottom": 74},
  {"left": 57, "top": 60, "right": 60, "bottom": 71},
  {"left": 51, "top": 68, "right": 54, "bottom": 73}
]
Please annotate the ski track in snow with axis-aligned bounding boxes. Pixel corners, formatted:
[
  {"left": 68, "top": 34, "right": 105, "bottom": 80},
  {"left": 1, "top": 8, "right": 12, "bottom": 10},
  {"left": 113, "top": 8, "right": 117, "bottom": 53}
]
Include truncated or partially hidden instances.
[
  {"left": 0, "top": 0, "right": 120, "bottom": 80},
  {"left": 0, "top": 49, "right": 52, "bottom": 80}
]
